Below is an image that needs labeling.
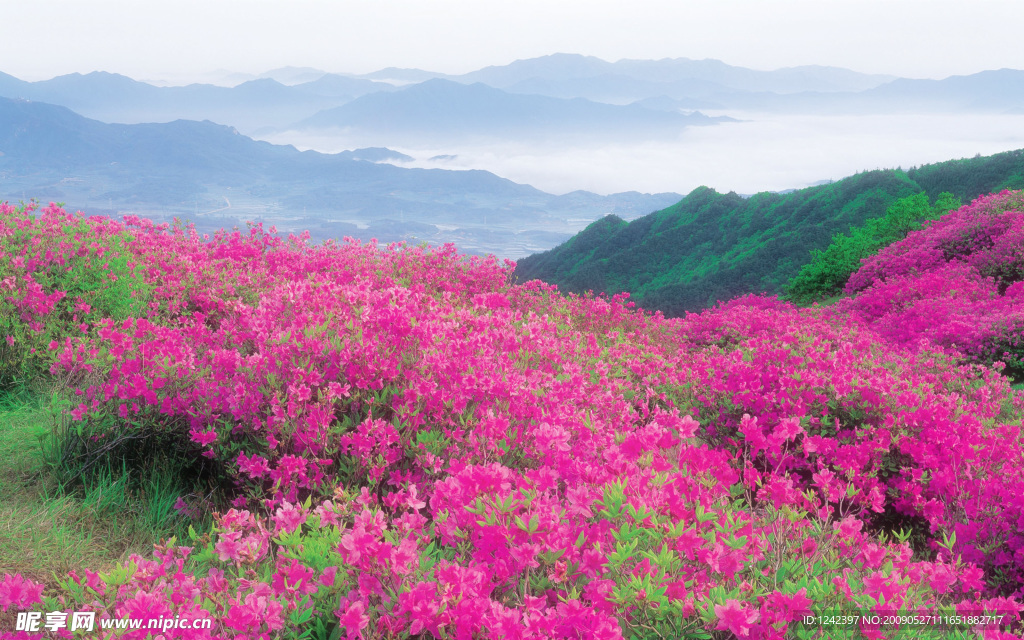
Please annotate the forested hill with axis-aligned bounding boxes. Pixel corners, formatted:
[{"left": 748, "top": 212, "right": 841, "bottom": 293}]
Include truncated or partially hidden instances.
[{"left": 514, "top": 148, "right": 1024, "bottom": 315}]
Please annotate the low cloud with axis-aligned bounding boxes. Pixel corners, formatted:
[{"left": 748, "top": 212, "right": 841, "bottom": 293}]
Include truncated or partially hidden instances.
[{"left": 259, "top": 112, "right": 1024, "bottom": 196}]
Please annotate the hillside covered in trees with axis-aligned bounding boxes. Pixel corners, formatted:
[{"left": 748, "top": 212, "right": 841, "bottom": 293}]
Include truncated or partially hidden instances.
[{"left": 515, "top": 149, "right": 1024, "bottom": 314}]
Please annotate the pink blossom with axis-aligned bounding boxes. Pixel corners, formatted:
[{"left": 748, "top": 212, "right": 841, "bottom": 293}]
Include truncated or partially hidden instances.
[
  {"left": 0, "top": 573, "right": 45, "bottom": 611},
  {"left": 715, "top": 599, "right": 760, "bottom": 637},
  {"left": 272, "top": 502, "right": 307, "bottom": 535},
  {"left": 336, "top": 600, "right": 370, "bottom": 639},
  {"left": 189, "top": 427, "right": 217, "bottom": 447}
]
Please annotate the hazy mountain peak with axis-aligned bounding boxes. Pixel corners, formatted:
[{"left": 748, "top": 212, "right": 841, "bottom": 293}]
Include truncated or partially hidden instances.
[
  {"left": 46, "top": 70, "right": 142, "bottom": 84},
  {"left": 341, "top": 147, "right": 414, "bottom": 163},
  {"left": 291, "top": 77, "right": 726, "bottom": 143},
  {"left": 235, "top": 77, "right": 288, "bottom": 88},
  {"left": 258, "top": 66, "right": 329, "bottom": 85},
  {"left": 457, "top": 53, "right": 613, "bottom": 87},
  {"left": 356, "top": 67, "right": 450, "bottom": 84}
]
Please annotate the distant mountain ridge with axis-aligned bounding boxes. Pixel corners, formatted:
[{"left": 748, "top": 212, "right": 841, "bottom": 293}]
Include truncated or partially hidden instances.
[
  {"left": 291, "top": 78, "right": 731, "bottom": 142},
  {"left": 4, "top": 55, "right": 1022, "bottom": 142},
  {"left": 258, "top": 66, "right": 330, "bottom": 85},
  {"left": 859, "top": 69, "right": 1024, "bottom": 112},
  {"left": 0, "top": 97, "right": 680, "bottom": 259},
  {"left": 455, "top": 53, "right": 897, "bottom": 95},
  {"left": 0, "top": 70, "right": 393, "bottom": 133},
  {"left": 514, "top": 149, "right": 1024, "bottom": 315}
]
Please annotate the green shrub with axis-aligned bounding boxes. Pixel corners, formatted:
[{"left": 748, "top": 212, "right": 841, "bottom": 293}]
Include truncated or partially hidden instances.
[
  {"left": 0, "top": 210, "right": 152, "bottom": 387},
  {"left": 784, "top": 192, "right": 961, "bottom": 304}
]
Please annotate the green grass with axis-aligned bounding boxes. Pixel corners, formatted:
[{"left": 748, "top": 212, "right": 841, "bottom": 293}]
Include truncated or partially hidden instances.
[{"left": 0, "top": 383, "right": 214, "bottom": 585}]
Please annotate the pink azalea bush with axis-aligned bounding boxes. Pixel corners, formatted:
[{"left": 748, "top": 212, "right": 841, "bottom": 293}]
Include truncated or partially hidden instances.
[
  {"left": 842, "top": 189, "right": 1024, "bottom": 378},
  {"left": 1, "top": 200, "right": 1023, "bottom": 638}
]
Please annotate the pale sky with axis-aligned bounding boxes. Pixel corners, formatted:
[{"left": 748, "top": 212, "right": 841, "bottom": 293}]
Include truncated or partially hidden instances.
[{"left": 2, "top": 0, "right": 1022, "bottom": 82}]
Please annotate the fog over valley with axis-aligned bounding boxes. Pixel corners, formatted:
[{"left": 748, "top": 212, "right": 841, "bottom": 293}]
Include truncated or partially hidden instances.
[{"left": 259, "top": 111, "right": 1024, "bottom": 196}]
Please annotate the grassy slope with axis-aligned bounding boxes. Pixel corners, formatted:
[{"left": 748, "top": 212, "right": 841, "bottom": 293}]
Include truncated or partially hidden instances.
[
  {"left": 515, "top": 148, "right": 1024, "bottom": 316},
  {"left": 0, "top": 385, "right": 211, "bottom": 585},
  {"left": 0, "top": 386, "right": 135, "bottom": 582}
]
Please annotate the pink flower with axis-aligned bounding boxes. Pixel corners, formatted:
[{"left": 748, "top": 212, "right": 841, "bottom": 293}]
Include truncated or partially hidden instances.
[
  {"left": 173, "top": 496, "right": 193, "bottom": 517},
  {"left": 314, "top": 500, "right": 343, "bottom": 528},
  {"left": 0, "top": 573, "right": 45, "bottom": 611},
  {"left": 859, "top": 543, "right": 887, "bottom": 569},
  {"left": 774, "top": 417, "right": 803, "bottom": 441},
  {"left": 272, "top": 502, "right": 307, "bottom": 535},
  {"left": 835, "top": 517, "right": 863, "bottom": 539},
  {"left": 678, "top": 414, "right": 700, "bottom": 438},
  {"left": 271, "top": 558, "right": 316, "bottom": 597},
  {"left": 398, "top": 581, "right": 446, "bottom": 636},
  {"left": 237, "top": 452, "right": 271, "bottom": 478},
  {"left": 715, "top": 599, "right": 760, "bottom": 637},
  {"left": 70, "top": 403, "right": 87, "bottom": 421},
  {"left": 189, "top": 427, "right": 217, "bottom": 447},
  {"left": 800, "top": 537, "right": 818, "bottom": 557},
  {"left": 391, "top": 537, "right": 419, "bottom": 576},
  {"left": 215, "top": 531, "right": 243, "bottom": 562},
  {"left": 406, "top": 484, "right": 427, "bottom": 511},
  {"left": 928, "top": 564, "right": 957, "bottom": 594},
  {"left": 319, "top": 566, "right": 338, "bottom": 587},
  {"left": 224, "top": 591, "right": 285, "bottom": 633},
  {"left": 738, "top": 414, "right": 767, "bottom": 455},
  {"left": 336, "top": 600, "right": 370, "bottom": 639}
]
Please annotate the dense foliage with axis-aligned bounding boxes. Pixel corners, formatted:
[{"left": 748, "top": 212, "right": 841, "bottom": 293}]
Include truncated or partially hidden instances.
[
  {"left": 1, "top": 199, "right": 1023, "bottom": 639},
  {"left": 783, "top": 192, "right": 961, "bottom": 304},
  {"left": 516, "top": 149, "right": 1024, "bottom": 315},
  {"left": 908, "top": 149, "right": 1024, "bottom": 205}
]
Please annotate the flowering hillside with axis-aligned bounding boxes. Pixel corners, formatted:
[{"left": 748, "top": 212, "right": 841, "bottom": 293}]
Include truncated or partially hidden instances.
[
  {"left": 840, "top": 189, "right": 1024, "bottom": 379},
  {"left": 1, "top": 199, "right": 1023, "bottom": 639}
]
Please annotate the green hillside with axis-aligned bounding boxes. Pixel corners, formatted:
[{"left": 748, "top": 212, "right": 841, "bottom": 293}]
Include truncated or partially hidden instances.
[
  {"left": 783, "top": 191, "right": 962, "bottom": 304},
  {"left": 515, "top": 148, "right": 1024, "bottom": 315}
]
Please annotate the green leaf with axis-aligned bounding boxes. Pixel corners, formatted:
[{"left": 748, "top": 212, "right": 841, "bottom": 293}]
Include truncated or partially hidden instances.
[{"left": 725, "top": 535, "right": 748, "bottom": 549}]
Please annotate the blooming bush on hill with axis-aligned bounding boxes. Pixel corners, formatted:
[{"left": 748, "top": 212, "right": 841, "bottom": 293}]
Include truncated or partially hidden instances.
[
  {"left": 842, "top": 190, "right": 1024, "bottom": 378},
  {"left": 1, "top": 200, "right": 1023, "bottom": 639}
]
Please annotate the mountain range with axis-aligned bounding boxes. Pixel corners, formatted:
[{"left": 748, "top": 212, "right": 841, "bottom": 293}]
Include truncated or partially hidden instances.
[
  {"left": 291, "top": 78, "right": 731, "bottom": 143},
  {"left": 0, "top": 97, "right": 680, "bottom": 258},
  {"left": 452, "top": 53, "right": 898, "bottom": 105},
  {"left": 3, "top": 54, "right": 1022, "bottom": 142},
  {"left": 0, "top": 70, "right": 393, "bottom": 133},
  {"left": 701, "top": 68, "right": 1024, "bottom": 114},
  {"left": 258, "top": 54, "right": 898, "bottom": 95}
]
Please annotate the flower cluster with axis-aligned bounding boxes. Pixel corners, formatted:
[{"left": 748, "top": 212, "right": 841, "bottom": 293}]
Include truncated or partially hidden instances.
[
  {"left": 842, "top": 190, "right": 1024, "bottom": 376},
  {"left": 1, "top": 200, "right": 1022, "bottom": 638}
]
